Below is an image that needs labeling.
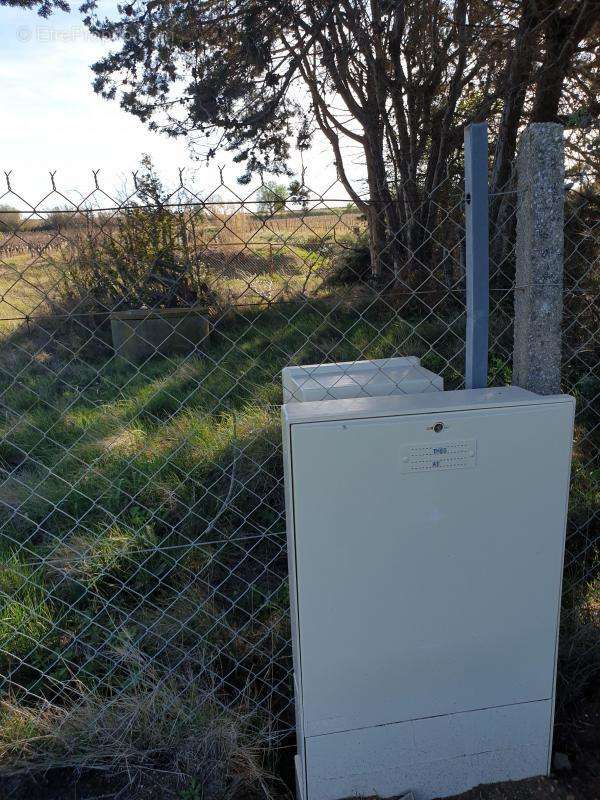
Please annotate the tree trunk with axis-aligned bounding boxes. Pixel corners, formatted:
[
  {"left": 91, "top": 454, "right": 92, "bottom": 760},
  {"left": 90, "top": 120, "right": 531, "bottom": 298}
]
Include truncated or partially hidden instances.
[
  {"left": 531, "top": 2, "right": 595, "bottom": 123},
  {"left": 367, "top": 203, "right": 389, "bottom": 280},
  {"left": 490, "top": 1, "right": 537, "bottom": 219}
]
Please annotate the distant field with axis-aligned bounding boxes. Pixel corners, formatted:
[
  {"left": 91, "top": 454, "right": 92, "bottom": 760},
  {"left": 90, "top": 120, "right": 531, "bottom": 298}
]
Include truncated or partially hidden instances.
[
  {"left": 208, "top": 210, "right": 363, "bottom": 243},
  {"left": 0, "top": 231, "right": 60, "bottom": 258},
  {"left": 0, "top": 211, "right": 364, "bottom": 257},
  {"left": 0, "top": 255, "right": 61, "bottom": 335},
  {"left": 0, "top": 211, "right": 365, "bottom": 322},
  {"left": 0, "top": 223, "right": 362, "bottom": 330}
]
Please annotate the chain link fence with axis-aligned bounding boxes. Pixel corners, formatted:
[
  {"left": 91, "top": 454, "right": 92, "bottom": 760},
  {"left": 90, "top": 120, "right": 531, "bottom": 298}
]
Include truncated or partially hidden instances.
[
  {"left": 486, "top": 170, "right": 599, "bottom": 715},
  {"left": 558, "top": 184, "right": 599, "bottom": 706},
  {"left": 0, "top": 153, "right": 597, "bottom": 792}
]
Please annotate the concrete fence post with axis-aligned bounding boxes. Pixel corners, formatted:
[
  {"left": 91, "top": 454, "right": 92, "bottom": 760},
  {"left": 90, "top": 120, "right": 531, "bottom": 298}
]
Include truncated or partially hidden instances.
[{"left": 513, "top": 123, "right": 565, "bottom": 395}]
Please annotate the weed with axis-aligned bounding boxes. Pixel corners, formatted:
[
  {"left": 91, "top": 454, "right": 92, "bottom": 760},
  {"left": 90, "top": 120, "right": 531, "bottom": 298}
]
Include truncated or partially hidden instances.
[
  {"left": 0, "top": 650, "right": 274, "bottom": 799},
  {"left": 180, "top": 778, "right": 203, "bottom": 800}
]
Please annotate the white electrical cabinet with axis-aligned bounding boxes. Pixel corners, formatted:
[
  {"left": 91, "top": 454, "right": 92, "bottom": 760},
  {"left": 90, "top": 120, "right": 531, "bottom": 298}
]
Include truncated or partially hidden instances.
[
  {"left": 282, "top": 357, "right": 443, "bottom": 403},
  {"left": 282, "top": 385, "right": 575, "bottom": 800}
]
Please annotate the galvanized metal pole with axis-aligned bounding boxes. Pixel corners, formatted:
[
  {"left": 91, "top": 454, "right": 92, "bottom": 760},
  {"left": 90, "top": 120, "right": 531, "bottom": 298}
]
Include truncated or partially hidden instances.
[{"left": 464, "top": 123, "right": 490, "bottom": 389}]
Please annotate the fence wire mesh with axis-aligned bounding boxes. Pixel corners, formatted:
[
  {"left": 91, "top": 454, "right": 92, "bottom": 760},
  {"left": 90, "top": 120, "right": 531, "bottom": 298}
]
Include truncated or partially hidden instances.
[
  {"left": 559, "top": 184, "right": 599, "bottom": 700},
  {"left": 487, "top": 173, "right": 599, "bottom": 713},
  {"left": 0, "top": 159, "right": 597, "bottom": 785}
]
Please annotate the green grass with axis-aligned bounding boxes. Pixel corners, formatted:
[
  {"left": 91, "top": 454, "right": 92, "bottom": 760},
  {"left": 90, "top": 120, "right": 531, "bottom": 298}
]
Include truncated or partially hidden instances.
[
  {"left": 0, "top": 281, "right": 597, "bottom": 781},
  {"left": 0, "top": 255, "right": 61, "bottom": 336},
  {"left": 0, "top": 553, "right": 54, "bottom": 664},
  {"left": 1, "top": 204, "right": 597, "bottom": 795},
  {"left": 0, "top": 297, "right": 466, "bottom": 716}
]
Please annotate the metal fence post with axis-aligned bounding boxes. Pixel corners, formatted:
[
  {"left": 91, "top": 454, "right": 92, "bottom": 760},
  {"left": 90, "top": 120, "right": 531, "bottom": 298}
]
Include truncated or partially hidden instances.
[
  {"left": 513, "top": 123, "right": 565, "bottom": 395},
  {"left": 464, "top": 122, "right": 490, "bottom": 389}
]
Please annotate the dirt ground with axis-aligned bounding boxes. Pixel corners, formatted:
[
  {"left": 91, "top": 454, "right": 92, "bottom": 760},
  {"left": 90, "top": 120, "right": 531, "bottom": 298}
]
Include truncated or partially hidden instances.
[
  {"left": 1, "top": 758, "right": 599, "bottom": 800},
  {"left": 442, "top": 694, "right": 600, "bottom": 800},
  {"left": 442, "top": 770, "right": 600, "bottom": 800}
]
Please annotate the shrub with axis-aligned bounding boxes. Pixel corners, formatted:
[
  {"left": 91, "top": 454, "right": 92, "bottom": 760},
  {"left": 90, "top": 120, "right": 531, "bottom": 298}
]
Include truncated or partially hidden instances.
[
  {"left": 557, "top": 612, "right": 600, "bottom": 714},
  {"left": 0, "top": 205, "right": 21, "bottom": 233},
  {"left": 52, "top": 157, "right": 216, "bottom": 315},
  {"left": 324, "top": 231, "right": 372, "bottom": 287},
  {"left": 44, "top": 207, "right": 88, "bottom": 232}
]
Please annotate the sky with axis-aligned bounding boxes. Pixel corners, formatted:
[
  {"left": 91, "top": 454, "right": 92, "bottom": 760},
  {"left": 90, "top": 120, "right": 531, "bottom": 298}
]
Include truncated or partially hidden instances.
[{"left": 0, "top": 3, "right": 353, "bottom": 211}]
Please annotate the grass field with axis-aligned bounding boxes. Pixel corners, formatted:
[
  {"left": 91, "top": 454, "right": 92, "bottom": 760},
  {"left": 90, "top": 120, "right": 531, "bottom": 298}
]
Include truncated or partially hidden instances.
[
  {"left": 0, "top": 239, "right": 336, "bottom": 321},
  {"left": 0, "top": 255, "right": 61, "bottom": 335},
  {"left": 0, "top": 295, "right": 467, "bottom": 789},
  {"left": 0, "top": 232, "right": 598, "bottom": 794}
]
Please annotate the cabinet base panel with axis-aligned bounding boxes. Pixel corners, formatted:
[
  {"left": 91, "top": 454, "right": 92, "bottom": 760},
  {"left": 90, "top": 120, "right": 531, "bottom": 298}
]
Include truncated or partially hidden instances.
[{"left": 295, "top": 700, "right": 552, "bottom": 800}]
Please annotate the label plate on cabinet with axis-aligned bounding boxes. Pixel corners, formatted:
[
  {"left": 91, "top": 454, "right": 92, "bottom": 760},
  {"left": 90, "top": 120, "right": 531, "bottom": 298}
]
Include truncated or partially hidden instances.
[{"left": 400, "top": 439, "right": 477, "bottom": 473}]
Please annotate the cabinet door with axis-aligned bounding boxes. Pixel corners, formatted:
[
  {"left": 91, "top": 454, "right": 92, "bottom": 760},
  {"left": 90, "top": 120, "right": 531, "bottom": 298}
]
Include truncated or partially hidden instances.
[{"left": 290, "top": 403, "right": 573, "bottom": 737}]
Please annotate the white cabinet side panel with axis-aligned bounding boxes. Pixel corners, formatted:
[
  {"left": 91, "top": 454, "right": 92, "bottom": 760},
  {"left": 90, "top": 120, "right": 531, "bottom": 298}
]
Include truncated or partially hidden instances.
[
  {"left": 290, "top": 403, "right": 573, "bottom": 736},
  {"left": 282, "top": 414, "right": 301, "bottom": 686},
  {"left": 294, "top": 674, "right": 307, "bottom": 800}
]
